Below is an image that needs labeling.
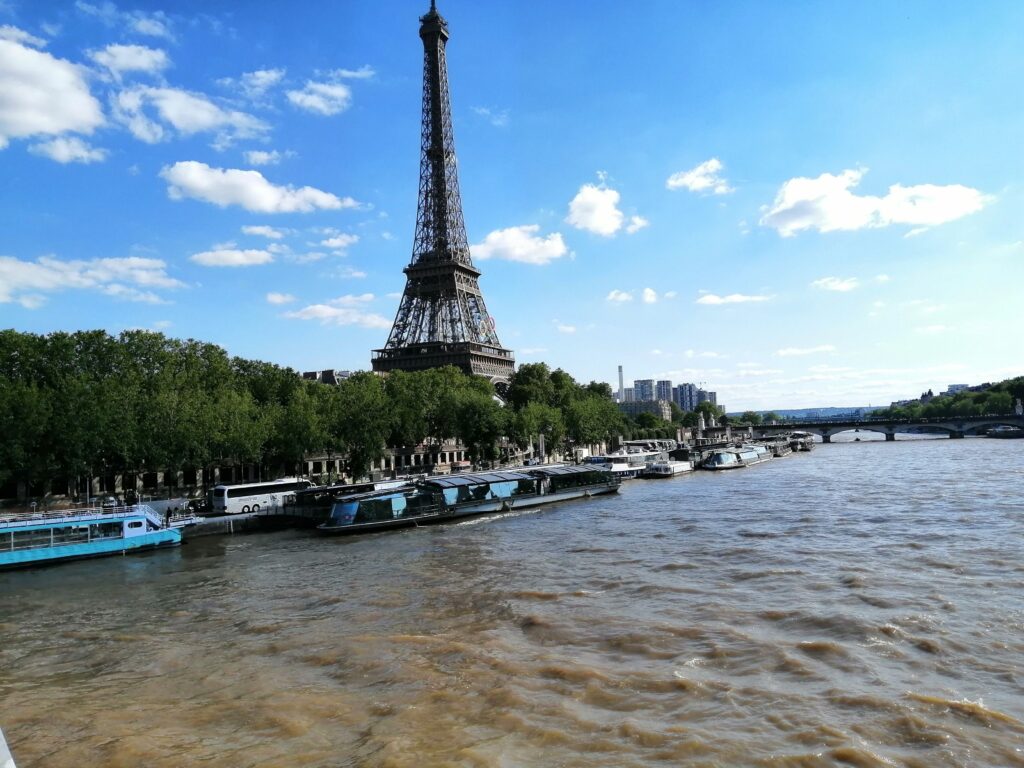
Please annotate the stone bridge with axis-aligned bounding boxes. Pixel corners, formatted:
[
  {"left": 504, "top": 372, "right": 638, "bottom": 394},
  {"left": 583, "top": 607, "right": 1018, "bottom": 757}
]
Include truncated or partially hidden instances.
[{"left": 744, "top": 414, "right": 1024, "bottom": 442}]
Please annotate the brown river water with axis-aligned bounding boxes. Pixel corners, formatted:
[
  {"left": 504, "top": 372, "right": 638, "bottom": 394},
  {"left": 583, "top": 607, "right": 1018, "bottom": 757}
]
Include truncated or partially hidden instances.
[{"left": 2, "top": 435, "right": 1024, "bottom": 767}]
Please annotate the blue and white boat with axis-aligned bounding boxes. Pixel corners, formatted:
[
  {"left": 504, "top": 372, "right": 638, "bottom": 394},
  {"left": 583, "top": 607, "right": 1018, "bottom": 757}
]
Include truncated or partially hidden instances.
[
  {"left": 317, "top": 465, "right": 619, "bottom": 535},
  {"left": 0, "top": 505, "right": 181, "bottom": 570}
]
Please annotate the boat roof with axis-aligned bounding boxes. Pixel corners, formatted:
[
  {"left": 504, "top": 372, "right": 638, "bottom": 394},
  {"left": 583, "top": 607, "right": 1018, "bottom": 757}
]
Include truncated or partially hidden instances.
[
  {"left": 422, "top": 471, "right": 534, "bottom": 488},
  {"left": 528, "top": 465, "right": 607, "bottom": 478}
]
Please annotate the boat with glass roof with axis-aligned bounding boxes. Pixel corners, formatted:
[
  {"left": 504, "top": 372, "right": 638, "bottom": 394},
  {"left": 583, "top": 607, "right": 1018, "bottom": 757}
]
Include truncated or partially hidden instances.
[
  {"left": 0, "top": 505, "right": 181, "bottom": 570},
  {"left": 317, "top": 465, "right": 619, "bottom": 535}
]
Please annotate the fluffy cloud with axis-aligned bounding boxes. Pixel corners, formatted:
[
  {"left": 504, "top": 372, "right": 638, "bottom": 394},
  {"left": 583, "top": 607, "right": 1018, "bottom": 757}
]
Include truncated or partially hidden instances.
[
  {"left": 556, "top": 324, "right": 576, "bottom": 334},
  {"left": 321, "top": 233, "right": 359, "bottom": 250},
  {"left": 471, "top": 106, "right": 509, "bottom": 127},
  {"left": 666, "top": 158, "right": 734, "bottom": 195},
  {"left": 470, "top": 225, "right": 568, "bottom": 265},
  {"left": 626, "top": 215, "right": 649, "bottom": 234},
  {"left": 329, "top": 66, "right": 375, "bottom": 80},
  {"left": 284, "top": 294, "right": 390, "bottom": 328},
  {"left": 89, "top": 44, "right": 168, "bottom": 78},
  {"left": 29, "top": 136, "right": 107, "bottom": 163},
  {"left": 776, "top": 344, "right": 837, "bottom": 356},
  {"left": 76, "top": 3, "right": 174, "bottom": 41},
  {"left": 811, "top": 276, "right": 860, "bottom": 292},
  {"left": 189, "top": 248, "right": 273, "bottom": 267},
  {"left": 642, "top": 287, "right": 658, "bottom": 304},
  {"left": 696, "top": 292, "right": 772, "bottom": 305},
  {"left": 112, "top": 86, "right": 267, "bottom": 147},
  {"left": 566, "top": 183, "right": 624, "bottom": 236},
  {"left": 287, "top": 81, "right": 352, "bottom": 115},
  {"left": 241, "top": 68, "right": 285, "bottom": 98},
  {"left": 245, "top": 149, "right": 284, "bottom": 166},
  {"left": 760, "top": 168, "right": 989, "bottom": 237},
  {"left": 0, "top": 36, "right": 104, "bottom": 148},
  {"left": 0, "top": 25, "right": 46, "bottom": 47},
  {"left": 160, "top": 161, "right": 357, "bottom": 213},
  {"left": 606, "top": 289, "right": 633, "bottom": 302},
  {"left": 266, "top": 292, "right": 295, "bottom": 304},
  {"left": 242, "top": 225, "right": 284, "bottom": 239},
  {"left": 0, "top": 254, "right": 182, "bottom": 307}
]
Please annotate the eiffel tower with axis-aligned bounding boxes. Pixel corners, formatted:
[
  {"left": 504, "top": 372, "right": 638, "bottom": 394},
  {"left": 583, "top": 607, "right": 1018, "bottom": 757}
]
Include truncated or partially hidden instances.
[{"left": 372, "top": 1, "right": 515, "bottom": 383}]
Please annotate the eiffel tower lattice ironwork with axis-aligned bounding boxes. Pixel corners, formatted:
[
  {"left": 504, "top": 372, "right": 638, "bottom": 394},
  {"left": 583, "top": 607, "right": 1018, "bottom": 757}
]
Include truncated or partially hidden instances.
[{"left": 372, "top": 1, "right": 515, "bottom": 383}]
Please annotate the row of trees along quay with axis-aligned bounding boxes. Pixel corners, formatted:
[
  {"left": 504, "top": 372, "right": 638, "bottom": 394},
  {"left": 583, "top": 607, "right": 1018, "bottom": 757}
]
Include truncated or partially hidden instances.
[{"left": 0, "top": 330, "right": 726, "bottom": 501}]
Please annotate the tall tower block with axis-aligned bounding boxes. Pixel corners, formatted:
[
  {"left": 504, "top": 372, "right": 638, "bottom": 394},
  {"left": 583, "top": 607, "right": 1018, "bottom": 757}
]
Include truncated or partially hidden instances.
[{"left": 372, "top": 2, "right": 515, "bottom": 383}]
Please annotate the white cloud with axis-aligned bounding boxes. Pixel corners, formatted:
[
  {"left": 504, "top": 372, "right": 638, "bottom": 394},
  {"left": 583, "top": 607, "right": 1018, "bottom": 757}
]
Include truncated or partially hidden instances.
[
  {"left": 113, "top": 86, "right": 267, "bottom": 147},
  {"left": 160, "top": 161, "right": 358, "bottom": 213},
  {"left": 811, "top": 276, "right": 860, "bottom": 292},
  {"left": 242, "top": 225, "right": 284, "bottom": 239},
  {"left": 76, "top": 3, "right": 174, "bottom": 41},
  {"left": 556, "top": 324, "right": 576, "bottom": 334},
  {"left": 284, "top": 294, "right": 390, "bottom": 328},
  {"left": 28, "top": 136, "right": 106, "bottom": 163},
  {"left": 266, "top": 292, "right": 295, "bottom": 305},
  {"left": 287, "top": 81, "right": 352, "bottom": 115},
  {"left": 666, "top": 158, "right": 734, "bottom": 195},
  {"left": 696, "top": 293, "right": 772, "bottom": 305},
  {"left": 470, "top": 225, "right": 568, "bottom": 265},
  {"left": 244, "top": 149, "right": 288, "bottom": 166},
  {"left": 915, "top": 324, "right": 947, "bottom": 335},
  {"left": 0, "top": 25, "right": 46, "bottom": 47},
  {"left": 471, "top": 106, "right": 509, "bottom": 127},
  {"left": 0, "top": 253, "right": 182, "bottom": 307},
  {"left": 89, "top": 44, "right": 168, "bottom": 79},
  {"left": 330, "top": 266, "right": 367, "bottom": 279},
  {"left": 321, "top": 233, "right": 359, "bottom": 250},
  {"left": 606, "top": 289, "right": 633, "bottom": 302},
  {"left": 776, "top": 345, "right": 837, "bottom": 357},
  {"left": 566, "top": 183, "right": 624, "bottom": 236},
  {"left": 626, "top": 215, "right": 649, "bottom": 234},
  {"left": 642, "top": 287, "right": 658, "bottom": 303},
  {"left": 241, "top": 68, "right": 285, "bottom": 98},
  {"left": 664, "top": 290, "right": 677, "bottom": 299},
  {"left": 875, "top": 274, "right": 890, "bottom": 283},
  {"left": 759, "top": 168, "right": 989, "bottom": 237},
  {"left": 0, "top": 37, "right": 104, "bottom": 148},
  {"left": 189, "top": 248, "right": 273, "bottom": 267},
  {"left": 328, "top": 66, "right": 375, "bottom": 80}
]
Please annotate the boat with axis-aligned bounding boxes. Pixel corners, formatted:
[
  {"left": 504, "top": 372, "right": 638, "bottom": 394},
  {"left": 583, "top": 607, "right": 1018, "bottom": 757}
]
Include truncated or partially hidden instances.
[
  {"left": 702, "top": 445, "right": 771, "bottom": 471},
  {"left": 0, "top": 505, "right": 181, "bottom": 570},
  {"left": 987, "top": 426, "right": 1024, "bottom": 439},
  {"left": 641, "top": 459, "right": 693, "bottom": 478},
  {"left": 1, "top": 726, "right": 15, "bottom": 768},
  {"left": 582, "top": 447, "right": 668, "bottom": 479},
  {"left": 789, "top": 431, "right": 816, "bottom": 451},
  {"left": 317, "top": 465, "right": 619, "bottom": 535}
]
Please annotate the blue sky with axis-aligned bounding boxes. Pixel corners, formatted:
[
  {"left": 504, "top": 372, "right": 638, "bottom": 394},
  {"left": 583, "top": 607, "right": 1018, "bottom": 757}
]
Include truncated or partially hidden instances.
[{"left": 1, "top": 0, "right": 1022, "bottom": 410}]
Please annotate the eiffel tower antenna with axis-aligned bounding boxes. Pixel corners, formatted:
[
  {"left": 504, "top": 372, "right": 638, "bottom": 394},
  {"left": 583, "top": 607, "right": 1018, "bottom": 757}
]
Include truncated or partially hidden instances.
[{"left": 371, "top": 2, "right": 515, "bottom": 383}]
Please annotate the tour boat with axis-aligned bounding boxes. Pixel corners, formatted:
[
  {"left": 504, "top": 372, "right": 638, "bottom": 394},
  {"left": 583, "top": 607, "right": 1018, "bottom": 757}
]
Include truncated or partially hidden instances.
[
  {"left": 702, "top": 445, "right": 771, "bottom": 471},
  {"left": 987, "top": 426, "right": 1024, "bottom": 439},
  {"left": 641, "top": 459, "right": 693, "bottom": 478},
  {"left": 582, "top": 448, "right": 668, "bottom": 479},
  {"left": 317, "top": 465, "right": 619, "bottom": 535},
  {"left": 0, "top": 505, "right": 181, "bottom": 570}
]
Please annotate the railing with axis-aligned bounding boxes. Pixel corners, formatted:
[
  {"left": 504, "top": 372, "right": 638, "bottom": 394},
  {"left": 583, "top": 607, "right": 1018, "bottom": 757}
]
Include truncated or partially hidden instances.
[{"left": 0, "top": 504, "right": 165, "bottom": 529}]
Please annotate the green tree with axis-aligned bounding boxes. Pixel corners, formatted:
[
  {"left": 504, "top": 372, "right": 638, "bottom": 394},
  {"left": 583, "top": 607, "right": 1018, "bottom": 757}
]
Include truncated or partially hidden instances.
[
  {"left": 740, "top": 411, "right": 763, "bottom": 425},
  {"left": 332, "top": 372, "right": 391, "bottom": 479}
]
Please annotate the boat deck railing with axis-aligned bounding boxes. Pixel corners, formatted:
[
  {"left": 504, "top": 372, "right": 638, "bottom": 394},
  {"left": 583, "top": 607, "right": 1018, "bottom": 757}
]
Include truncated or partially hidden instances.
[{"left": 0, "top": 504, "right": 166, "bottom": 530}]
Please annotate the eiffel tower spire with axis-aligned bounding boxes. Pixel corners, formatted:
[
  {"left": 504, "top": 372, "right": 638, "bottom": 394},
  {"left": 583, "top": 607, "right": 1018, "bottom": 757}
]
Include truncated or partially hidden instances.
[{"left": 371, "top": 2, "right": 515, "bottom": 383}]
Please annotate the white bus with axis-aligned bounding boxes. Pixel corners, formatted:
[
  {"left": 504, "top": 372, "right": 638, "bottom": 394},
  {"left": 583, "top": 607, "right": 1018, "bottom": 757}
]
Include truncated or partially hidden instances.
[{"left": 211, "top": 478, "right": 314, "bottom": 515}]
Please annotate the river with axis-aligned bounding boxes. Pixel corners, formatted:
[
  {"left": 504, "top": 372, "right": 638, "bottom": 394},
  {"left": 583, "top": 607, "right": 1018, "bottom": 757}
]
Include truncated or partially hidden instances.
[{"left": 2, "top": 435, "right": 1023, "bottom": 767}]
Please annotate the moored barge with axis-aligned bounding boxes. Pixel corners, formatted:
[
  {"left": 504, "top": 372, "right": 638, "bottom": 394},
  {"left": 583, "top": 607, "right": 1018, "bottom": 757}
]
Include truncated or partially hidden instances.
[{"left": 317, "top": 465, "right": 619, "bottom": 535}]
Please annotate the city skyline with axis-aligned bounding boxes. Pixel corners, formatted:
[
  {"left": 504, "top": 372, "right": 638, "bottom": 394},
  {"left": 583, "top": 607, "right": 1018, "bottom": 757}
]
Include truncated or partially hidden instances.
[{"left": 2, "top": 1, "right": 1023, "bottom": 410}]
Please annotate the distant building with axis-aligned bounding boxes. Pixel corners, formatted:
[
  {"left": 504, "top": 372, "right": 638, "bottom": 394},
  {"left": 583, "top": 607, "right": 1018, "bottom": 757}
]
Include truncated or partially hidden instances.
[
  {"left": 697, "top": 389, "right": 717, "bottom": 407},
  {"left": 943, "top": 384, "right": 969, "bottom": 397},
  {"left": 623, "top": 387, "right": 635, "bottom": 402},
  {"left": 302, "top": 369, "right": 353, "bottom": 385},
  {"left": 675, "top": 382, "right": 699, "bottom": 411},
  {"left": 634, "top": 379, "right": 655, "bottom": 402},
  {"left": 656, "top": 380, "right": 673, "bottom": 402},
  {"left": 619, "top": 400, "right": 672, "bottom": 421}
]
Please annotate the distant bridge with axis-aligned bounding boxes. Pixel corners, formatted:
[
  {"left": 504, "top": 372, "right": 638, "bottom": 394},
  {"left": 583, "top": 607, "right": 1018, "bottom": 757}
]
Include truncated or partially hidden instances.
[{"left": 716, "top": 414, "right": 1024, "bottom": 442}]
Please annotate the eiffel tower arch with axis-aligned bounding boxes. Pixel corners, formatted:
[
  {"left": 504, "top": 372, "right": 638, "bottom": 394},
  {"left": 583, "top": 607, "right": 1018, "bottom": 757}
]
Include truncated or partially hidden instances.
[{"left": 371, "top": 2, "right": 515, "bottom": 384}]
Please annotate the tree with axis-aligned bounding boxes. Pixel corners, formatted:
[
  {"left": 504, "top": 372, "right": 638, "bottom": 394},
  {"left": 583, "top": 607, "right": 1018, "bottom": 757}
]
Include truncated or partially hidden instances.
[
  {"left": 740, "top": 411, "right": 763, "bottom": 425},
  {"left": 506, "top": 363, "right": 555, "bottom": 409},
  {"left": 332, "top": 373, "right": 391, "bottom": 479},
  {"left": 762, "top": 411, "right": 780, "bottom": 423},
  {"left": 454, "top": 389, "right": 507, "bottom": 463}
]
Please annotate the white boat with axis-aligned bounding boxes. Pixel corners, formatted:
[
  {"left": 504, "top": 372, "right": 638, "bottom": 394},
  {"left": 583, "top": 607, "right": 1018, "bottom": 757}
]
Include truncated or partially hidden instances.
[
  {"left": 702, "top": 445, "right": 771, "bottom": 471},
  {"left": 582, "top": 448, "right": 668, "bottom": 479},
  {"left": 641, "top": 459, "right": 693, "bottom": 478}
]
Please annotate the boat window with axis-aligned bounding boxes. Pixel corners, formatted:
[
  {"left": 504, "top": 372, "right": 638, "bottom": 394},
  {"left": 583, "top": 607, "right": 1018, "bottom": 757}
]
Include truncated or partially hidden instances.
[
  {"left": 127, "top": 521, "right": 143, "bottom": 529},
  {"left": 11, "top": 529, "right": 54, "bottom": 550}
]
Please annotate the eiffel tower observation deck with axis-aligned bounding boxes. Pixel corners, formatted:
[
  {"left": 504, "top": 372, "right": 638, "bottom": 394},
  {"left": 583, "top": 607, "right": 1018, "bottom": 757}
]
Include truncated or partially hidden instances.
[{"left": 371, "top": 1, "right": 515, "bottom": 383}]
